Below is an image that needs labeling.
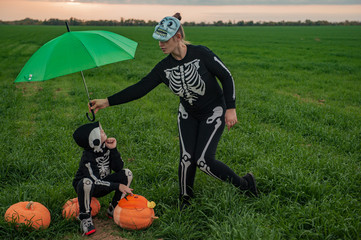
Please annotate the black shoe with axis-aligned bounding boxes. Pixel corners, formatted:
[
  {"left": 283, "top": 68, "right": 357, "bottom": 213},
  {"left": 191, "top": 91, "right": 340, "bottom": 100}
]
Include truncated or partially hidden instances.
[
  {"left": 179, "top": 196, "right": 191, "bottom": 211},
  {"left": 78, "top": 214, "right": 96, "bottom": 236},
  {"left": 243, "top": 173, "right": 258, "bottom": 197},
  {"left": 180, "top": 201, "right": 191, "bottom": 211}
]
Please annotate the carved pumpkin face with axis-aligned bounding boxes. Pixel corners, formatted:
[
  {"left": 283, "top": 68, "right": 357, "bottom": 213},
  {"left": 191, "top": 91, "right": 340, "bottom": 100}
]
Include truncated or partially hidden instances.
[
  {"left": 113, "top": 194, "right": 157, "bottom": 230},
  {"left": 62, "top": 197, "right": 100, "bottom": 219},
  {"left": 118, "top": 194, "right": 149, "bottom": 208},
  {"left": 4, "top": 201, "right": 51, "bottom": 230}
]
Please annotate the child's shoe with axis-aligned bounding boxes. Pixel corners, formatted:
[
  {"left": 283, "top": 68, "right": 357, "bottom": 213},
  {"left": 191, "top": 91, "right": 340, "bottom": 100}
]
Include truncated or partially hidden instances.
[
  {"left": 78, "top": 213, "right": 96, "bottom": 236},
  {"left": 106, "top": 203, "right": 115, "bottom": 219}
]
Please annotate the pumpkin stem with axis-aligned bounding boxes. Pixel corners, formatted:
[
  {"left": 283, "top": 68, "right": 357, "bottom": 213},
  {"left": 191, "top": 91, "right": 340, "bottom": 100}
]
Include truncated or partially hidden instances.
[
  {"left": 151, "top": 216, "right": 159, "bottom": 219},
  {"left": 26, "top": 201, "right": 34, "bottom": 210}
]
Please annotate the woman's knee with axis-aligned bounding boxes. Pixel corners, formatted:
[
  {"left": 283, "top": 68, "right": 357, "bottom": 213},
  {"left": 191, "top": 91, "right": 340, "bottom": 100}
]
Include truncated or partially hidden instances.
[{"left": 196, "top": 155, "right": 215, "bottom": 172}]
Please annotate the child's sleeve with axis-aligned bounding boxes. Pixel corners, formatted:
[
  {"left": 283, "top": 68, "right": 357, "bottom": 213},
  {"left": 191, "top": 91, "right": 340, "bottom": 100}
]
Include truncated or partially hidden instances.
[{"left": 110, "top": 148, "right": 124, "bottom": 172}]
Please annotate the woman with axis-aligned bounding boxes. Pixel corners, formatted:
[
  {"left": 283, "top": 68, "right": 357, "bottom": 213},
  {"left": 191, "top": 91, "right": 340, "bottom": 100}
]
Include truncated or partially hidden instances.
[{"left": 90, "top": 13, "right": 258, "bottom": 209}]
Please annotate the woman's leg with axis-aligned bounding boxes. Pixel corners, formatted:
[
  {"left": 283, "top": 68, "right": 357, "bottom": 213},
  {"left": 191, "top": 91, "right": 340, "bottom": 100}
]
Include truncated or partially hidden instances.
[
  {"left": 194, "top": 106, "right": 249, "bottom": 190},
  {"left": 177, "top": 104, "right": 198, "bottom": 201}
]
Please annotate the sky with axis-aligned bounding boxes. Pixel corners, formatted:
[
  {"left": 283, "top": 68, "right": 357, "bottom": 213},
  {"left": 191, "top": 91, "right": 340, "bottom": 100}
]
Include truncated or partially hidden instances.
[{"left": 1, "top": 0, "right": 361, "bottom": 23}]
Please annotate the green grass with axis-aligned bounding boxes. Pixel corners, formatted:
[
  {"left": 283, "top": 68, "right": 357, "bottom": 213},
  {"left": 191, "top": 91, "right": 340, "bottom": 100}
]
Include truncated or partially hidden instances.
[{"left": 0, "top": 25, "right": 360, "bottom": 240}]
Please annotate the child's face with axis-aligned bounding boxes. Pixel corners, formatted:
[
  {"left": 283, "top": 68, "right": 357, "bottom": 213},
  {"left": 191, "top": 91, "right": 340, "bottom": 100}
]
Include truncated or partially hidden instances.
[{"left": 99, "top": 124, "right": 107, "bottom": 144}]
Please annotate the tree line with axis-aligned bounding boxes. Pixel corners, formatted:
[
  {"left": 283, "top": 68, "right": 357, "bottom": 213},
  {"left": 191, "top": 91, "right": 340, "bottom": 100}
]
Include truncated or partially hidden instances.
[{"left": 1, "top": 17, "right": 360, "bottom": 26}]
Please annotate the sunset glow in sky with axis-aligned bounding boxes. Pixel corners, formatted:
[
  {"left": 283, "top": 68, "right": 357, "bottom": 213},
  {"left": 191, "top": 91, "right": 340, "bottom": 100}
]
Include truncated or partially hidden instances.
[{"left": 1, "top": 0, "right": 360, "bottom": 23}]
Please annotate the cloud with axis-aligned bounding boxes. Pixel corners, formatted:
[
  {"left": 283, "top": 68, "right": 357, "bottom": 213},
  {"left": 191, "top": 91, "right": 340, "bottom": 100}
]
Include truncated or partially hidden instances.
[{"left": 31, "top": 0, "right": 361, "bottom": 5}]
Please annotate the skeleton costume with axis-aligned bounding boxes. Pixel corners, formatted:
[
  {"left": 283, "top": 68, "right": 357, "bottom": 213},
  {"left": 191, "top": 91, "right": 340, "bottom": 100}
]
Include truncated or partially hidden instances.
[
  {"left": 107, "top": 16, "right": 257, "bottom": 205},
  {"left": 72, "top": 122, "right": 133, "bottom": 219}
]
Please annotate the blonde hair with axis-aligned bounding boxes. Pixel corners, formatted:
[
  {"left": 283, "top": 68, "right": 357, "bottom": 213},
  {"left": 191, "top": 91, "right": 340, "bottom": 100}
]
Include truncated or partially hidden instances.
[{"left": 173, "top": 12, "right": 191, "bottom": 45}]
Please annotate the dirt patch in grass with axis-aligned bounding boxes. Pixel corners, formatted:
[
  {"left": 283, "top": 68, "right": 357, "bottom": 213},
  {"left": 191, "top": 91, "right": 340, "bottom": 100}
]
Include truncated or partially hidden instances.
[
  {"left": 88, "top": 218, "right": 127, "bottom": 240},
  {"left": 292, "top": 93, "right": 325, "bottom": 105},
  {"left": 15, "top": 82, "right": 44, "bottom": 97},
  {"left": 276, "top": 90, "right": 326, "bottom": 105}
]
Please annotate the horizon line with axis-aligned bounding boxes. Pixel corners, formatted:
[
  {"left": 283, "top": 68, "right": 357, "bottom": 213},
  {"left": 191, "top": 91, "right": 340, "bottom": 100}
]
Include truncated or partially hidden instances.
[{"left": 2, "top": 17, "right": 360, "bottom": 23}]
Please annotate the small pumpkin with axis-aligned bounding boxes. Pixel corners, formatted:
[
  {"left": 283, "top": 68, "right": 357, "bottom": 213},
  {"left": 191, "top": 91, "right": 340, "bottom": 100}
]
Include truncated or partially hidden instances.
[
  {"left": 4, "top": 201, "right": 51, "bottom": 230},
  {"left": 113, "top": 194, "right": 158, "bottom": 230},
  {"left": 62, "top": 197, "right": 100, "bottom": 220}
]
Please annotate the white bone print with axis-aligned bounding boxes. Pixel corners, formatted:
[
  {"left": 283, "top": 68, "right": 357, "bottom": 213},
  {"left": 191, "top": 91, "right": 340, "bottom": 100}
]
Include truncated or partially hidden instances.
[
  {"left": 82, "top": 178, "right": 92, "bottom": 214},
  {"left": 165, "top": 59, "right": 205, "bottom": 105},
  {"left": 197, "top": 106, "right": 223, "bottom": 179},
  {"left": 178, "top": 104, "right": 191, "bottom": 196},
  {"left": 95, "top": 150, "right": 110, "bottom": 179},
  {"left": 88, "top": 127, "right": 103, "bottom": 153}
]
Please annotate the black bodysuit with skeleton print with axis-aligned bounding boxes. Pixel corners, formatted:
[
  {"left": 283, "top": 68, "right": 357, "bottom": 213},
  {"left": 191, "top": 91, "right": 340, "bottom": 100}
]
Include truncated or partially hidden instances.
[
  {"left": 73, "top": 148, "right": 124, "bottom": 191},
  {"left": 108, "top": 45, "right": 236, "bottom": 113}
]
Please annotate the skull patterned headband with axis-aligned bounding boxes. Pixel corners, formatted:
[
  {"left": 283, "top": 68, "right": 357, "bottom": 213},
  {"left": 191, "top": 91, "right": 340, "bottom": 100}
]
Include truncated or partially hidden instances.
[{"left": 152, "top": 16, "right": 181, "bottom": 42}]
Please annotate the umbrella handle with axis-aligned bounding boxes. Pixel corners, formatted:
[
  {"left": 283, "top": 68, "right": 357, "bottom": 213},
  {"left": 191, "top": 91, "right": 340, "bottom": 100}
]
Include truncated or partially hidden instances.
[
  {"left": 86, "top": 109, "right": 96, "bottom": 122},
  {"left": 86, "top": 101, "right": 96, "bottom": 122}
]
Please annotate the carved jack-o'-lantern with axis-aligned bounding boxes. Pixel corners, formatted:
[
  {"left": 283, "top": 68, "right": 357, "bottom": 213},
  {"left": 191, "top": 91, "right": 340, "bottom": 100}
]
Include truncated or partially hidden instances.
[{"left": 113, "top": 194, "right": 158, "bottom": 230}]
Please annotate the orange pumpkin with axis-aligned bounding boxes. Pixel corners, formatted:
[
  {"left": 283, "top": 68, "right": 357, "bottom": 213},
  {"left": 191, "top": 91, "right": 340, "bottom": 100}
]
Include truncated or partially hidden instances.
[
  {"left": 4, "top": 201, "right": 51, "bottom": 230},
  {"left": 113, "top": 194, "right": 158, "bottom": 230},
  {"left": 62, "top": 197, "right": 100, "bottom": 219}
]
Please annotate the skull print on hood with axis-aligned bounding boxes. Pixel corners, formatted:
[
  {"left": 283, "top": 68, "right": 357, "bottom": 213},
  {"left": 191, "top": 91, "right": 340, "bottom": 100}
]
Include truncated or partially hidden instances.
[{"left": 73, "top": 121, "right": 104, "bottom": 153}]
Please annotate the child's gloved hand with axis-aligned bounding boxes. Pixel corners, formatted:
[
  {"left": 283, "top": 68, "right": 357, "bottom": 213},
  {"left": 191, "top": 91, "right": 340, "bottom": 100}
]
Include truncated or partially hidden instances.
[{"left": 105, "top": 138, "right": 117, "bottom": 149}]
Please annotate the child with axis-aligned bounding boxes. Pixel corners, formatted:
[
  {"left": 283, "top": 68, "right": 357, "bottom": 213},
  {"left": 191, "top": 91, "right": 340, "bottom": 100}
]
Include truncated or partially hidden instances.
[{"left": 72, "top": 121, "right": 133, "bottom": 235}]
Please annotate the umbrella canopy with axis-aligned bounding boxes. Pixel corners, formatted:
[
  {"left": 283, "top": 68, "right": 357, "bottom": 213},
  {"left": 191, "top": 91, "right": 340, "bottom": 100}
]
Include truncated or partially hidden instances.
[
  {"left": 15, "top": 30, "right": 138, "bottom": 83},
  {"left": 14, "top": 29, "right": 138, "bottom": 121}
]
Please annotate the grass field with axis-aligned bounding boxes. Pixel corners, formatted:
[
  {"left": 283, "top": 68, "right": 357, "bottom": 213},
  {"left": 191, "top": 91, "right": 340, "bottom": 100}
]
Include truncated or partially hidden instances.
[{"left": 0, "top": 25, "right": 360, "bottom": 240}]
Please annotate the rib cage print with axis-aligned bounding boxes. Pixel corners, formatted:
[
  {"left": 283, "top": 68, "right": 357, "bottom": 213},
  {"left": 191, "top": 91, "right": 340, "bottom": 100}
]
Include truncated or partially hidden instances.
[
  {"left": 164, "top": 59, "right": 205, "bottom": 105},
  {"left": 95, "top": 150, "right": 110, "bottom": 179}
]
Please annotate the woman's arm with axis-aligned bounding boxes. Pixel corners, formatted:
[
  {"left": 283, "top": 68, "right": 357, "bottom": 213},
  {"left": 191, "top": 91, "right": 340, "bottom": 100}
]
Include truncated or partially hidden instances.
[
  {"left": 201, "top": 46, "right": 238, "bottom": 130},
  {"left": 201, "top": 46, "right": 236, "bottom": 110},
  {"left": 90, "top": 67, "right": 162, "bottom": 114},
  {"left": 107, "top": 74, "right": 161, "bottom": 106}
]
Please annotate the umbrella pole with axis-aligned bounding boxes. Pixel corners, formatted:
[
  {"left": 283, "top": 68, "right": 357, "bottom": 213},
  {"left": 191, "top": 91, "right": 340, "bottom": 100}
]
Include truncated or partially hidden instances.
[
  {"left": 81, "top": 70, "right": 96, "bottom": 122},
  {"left": 81, "top": 70, "right": 91, "bottom": 102},
  {"left": 66, "top": 22, "right": 95, "bottom": 122}
]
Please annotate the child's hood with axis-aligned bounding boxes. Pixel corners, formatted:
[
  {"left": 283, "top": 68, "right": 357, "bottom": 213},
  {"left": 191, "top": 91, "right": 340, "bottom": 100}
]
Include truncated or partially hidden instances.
[{"left": 73, "top": 121, "right": 104, "bottom": 153}]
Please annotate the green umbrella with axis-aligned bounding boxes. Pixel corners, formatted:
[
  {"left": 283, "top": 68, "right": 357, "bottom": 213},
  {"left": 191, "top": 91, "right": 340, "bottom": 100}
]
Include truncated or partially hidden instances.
[{"left": 15, "top": 23, "right": 138, "bottom": 121}]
